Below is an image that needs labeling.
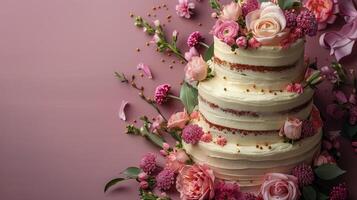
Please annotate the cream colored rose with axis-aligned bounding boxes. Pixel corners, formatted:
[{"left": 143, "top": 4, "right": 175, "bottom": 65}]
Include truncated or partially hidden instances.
[
  {"left": 245, "top": 2, "right": 288, "bottom": 45},
  {"left": 220, "top": 2, "right": 242, "bottom": 21}
]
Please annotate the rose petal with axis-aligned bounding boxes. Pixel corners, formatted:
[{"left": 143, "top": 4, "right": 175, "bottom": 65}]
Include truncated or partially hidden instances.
[
  {"left": 137, "top": 63, "right": 153, "bottom": 79},
  {"left": 245, "top": 10, "right": 261, "bottom": 30},
  {"left": 119, "top": 100, "right": 129, "bottom": 121},
  {"left": 339, "top": 0, "right": 357, "bottom": 22}
]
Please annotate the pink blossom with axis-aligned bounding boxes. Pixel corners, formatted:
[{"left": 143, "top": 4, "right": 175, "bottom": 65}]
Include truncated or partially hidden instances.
[
  {"left": 216, "top": 136, "right": 227, "bottom": 146},
  {"left": 220, "top": 2, "right": 242, "bottom": 21},
  {"left": 339, "top": 0, "right": 357, "bottom": 23},
  {"left": 187, "top": 31, "right": 203, "bottom": 47},
  {"left": 329, "top": 183, "right": 349, "bottom": 200},
  {"left": 334, "top": 90, "right": 348, "bottom": 104},
  {"left": 182, "top": 124, "right": 204, "bottom": 144},
  {"left": 165, "top": 148, "right": 190, "bottom": 173},
  {"left": 118, "top": 100, "right": 129, "bottom": 121},
  {"left": 184, "top": 47, "right": 199, "bottom": 61},
  {"left": 185, "top": 56, "right": 208, "bottom": 82},
  {"left": 211, "top": 12, "right": 218, "bottom": 18},
  {"left": 320, "top": 65, "right": 337, "bottom": 82},
  {"left": 285, "top": 83, "right": 304, "bottom": 94},
  {"left": 260, "top": 173, "right": 300, "bottom": 200},
  {"left": 248, "top": 37, "right": 261, "bottom": 48},
  {"left": 176, "top": 0, "right": 195, "bottom": 19},
  {"left": 139, "top": 181, "right": 149, "bottom": 189},
  {"left": 311, "top": 106, "right": 323, "bottom": 131},
  {"left": 214, "top": 180, "right": 243, "bottom": 200},
  {"left": 314, "top": 151, "right": 336, "bottom": 166},
  {"left": 139, "top": 153, "right": 157, "bottom": 174},
  {"left": 167, "top": 110, "right": 190, "bottom": 129},
  {"left": 280, "top": 117, "right": 302, "bottom": 140},
  {"left": 156, "top": 169, "right": 175, "bottom": 191},
  {"left": 236, "top": 36, "right": 248, "bottom": 48},
  {"left": 162, "top": 143, "right": 170, "bottom": 151},
  {"left": 241, "top": 0, "right": 259, "bottom": 16},
  {"left": 176, "top": 164, "right": 215, "bottom": 200},
  {"left": 291, "top": 163, "right": 315, "bottom": 187},
  {"left": 212, "top": 20, "right": 239, "bottom": 46},
  {"left": 284, "top": 9, "right": 297, "bottom": 28},
  {"left": 138, "top": 172, "right": 148, "bottom": 181},
  {"left": 319, "top": 19, "right": 357, "bottom": 61},
  {"left": 154, "top": 84, "right": 171, "bottom": 105},
  {"left": 151, "top": 115, "right": 165, "bottom": 134},
  {"left": 190, "top": 111, "right": 200, "bottom": 120},
  {"left": 201, "top": 132, "right": 213, "bottom": 143},
  {"left": 296, "top": 9, "right": 318, "bottom": 36},
  {"left": 137, "top": 63, "right": 153, "bottom": 79},
  {"left": 305, "top": 0, "right": 339, "bottom": 30}
]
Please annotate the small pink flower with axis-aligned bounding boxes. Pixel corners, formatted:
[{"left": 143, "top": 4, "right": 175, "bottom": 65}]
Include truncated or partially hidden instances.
[
  {"left": 182, "top": 124, "right": 204, "bottom": 144},
  {"left": 305, "top": 0, "right": 339, "bottom": 30},
  {"left": 211, "top": 12, "right": 218, "bottom": 18},
  {"left": 241, "top": 0, "right": 259, "bottom": 16},
  {"left": 291, "top": 163, "right": 315, "bottom": 187},
  {"left": 201, "top": 132, "right": 213, "bottom": 143},
  {"left": 156, "top": 169, "right": 176, "bottom": 191},
  {"left": 165, "top": 148, "right": 190, "bottom": 173},
  {"left": 151, "top": 115, "right": 165, "bottom": 134},
  {"left": 167, "top": 110, "right": 190, "bottom": 129},
  {"left": 176, "top": 0, "right": 195, "bottom": 19},
  {"left": 216, "top": 136, "right": 227, "bottom": 146},
  {"left": 187, "top": 31, "right": 203, "bottom": 47},
  {"left": 280, "top": 117, "right": 302, "bottom": 140},
  {"left": 160, "top": 149, "right": 168, "bottom": 156},
  {"left": 329, "top": 183, "right": 349, "bottom": 200},
  {"left": 185, "top": 56, "right": 208, "bottom": 82},
  {"left": 139, "top": 153, "right": 157, "bottom": 174},
  {"left": 139, "top": 181, "right": 149, "bottom": 189},
  {"left": 154, "top": 84, "right": 171, "bottom": 105},
  {"left": 285, "top": 83, "right": 304, "bottom": 94},
  {"left": 248, "top": 37, "right": 261, "bottom": 48},
  {"left": 190, "top": 111, "right": 200, "bottom": 120},
  {"left": 162, "top": 143, "right": 170, "bottom": 151},
  {"left": 176, "top": 164, "right": 215, "bottom": 200},
  {"left": 212, "top": 20, "right": 239, "bottom": 46},
  {"left": 136, "top": 63, "right": 153, "bottom": 79},
  {"left": 214, "top": 180, "right": 243, "bottom": 200},
  {"left": 334, "top": 90, "right": 348, "bottom": 104},
  {"left": 138, "top": 172, "right": 148, "bottom": 181},
  {"left": 260, "top": 173, "right": 300, "bottom": 200},
  {"left": 236, "top": 36, "right": 248, "bottom": 48},
  {"left": 220, "top": 2, "right": 242, "bottom": 21},
  {"left": 184, "top": 47, "right": 199, "bottom": 62},
  {"left": 314, "top": 151, "right": 336, "bottom": 166},
  {"left": 296, "top": 9, "right": 318, "bottom": 36}
]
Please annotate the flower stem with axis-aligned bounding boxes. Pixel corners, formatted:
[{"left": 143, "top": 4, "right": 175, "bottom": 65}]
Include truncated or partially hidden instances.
[
  {"left": 168, "top": 94, "right": 181, "bottom": 101},
  {"left": 199, "top": 42, "right": 210, "bottom": 49}
]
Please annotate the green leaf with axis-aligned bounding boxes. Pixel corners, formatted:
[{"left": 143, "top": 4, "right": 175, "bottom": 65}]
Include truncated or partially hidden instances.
[
  {"left": 104, "top": 178, "right": 125, "bottom": 192},
  {"left": 278, "top": 0, "right": 300, "bottom": 9},
  {"left": 317, "top": 192, "right": 329, "bottom": 200},
  {"left": 209, "top": 0, "right": 221, "bottom": 10},
  {"left": 314, "top": 164, "right": 346, "bottom": 180},
  {"left": 342, "top": 121, "right": 357, "bottom": 139},
  {"left": 114, "top": 72, "right": 128, "bottom": 83},
  {"left": 259, "top": 0, "right": 270, "bottom": 2},
  {"left": 121, "top": 167, "right": 141, "bottom": 178},
  {"left": 204, "top": 43, "right": 214, "bottom": 61},
  {"left": 144, "top": 131, "right": 165, "bottom": 148},
  {"left": 180, "top": 82, "right": 198, "bottom": 113},
  {"left": 303, "top": 186, "right": 317, "bottom": 200}
]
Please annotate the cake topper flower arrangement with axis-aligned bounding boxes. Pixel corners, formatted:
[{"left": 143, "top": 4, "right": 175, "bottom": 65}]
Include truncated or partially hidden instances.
[{"left": 105, "top": 1, "right": 352, "bottom": 200}]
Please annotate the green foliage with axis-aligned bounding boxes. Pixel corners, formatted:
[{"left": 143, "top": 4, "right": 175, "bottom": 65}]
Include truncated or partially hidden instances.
[
  {"left": 303, "top": 186, "right": 317, "bottom": 200},
  {"left": 209, "top": 0, "right": 221, "bottom": 11},
  {"left": 314, "top": 164, "right": 346, "bottom": 180},
  {"left": 342, "top": 121, "right": 357, "bottom": 139},
  {"left": 180, "top": 82, "right": 198, "bottom": 113},
  {"left": 204, "top": 43, "right": 214, "bottom": 61},
  {"left": 104, "top": 167, "right": 141, "bottom": 192}
]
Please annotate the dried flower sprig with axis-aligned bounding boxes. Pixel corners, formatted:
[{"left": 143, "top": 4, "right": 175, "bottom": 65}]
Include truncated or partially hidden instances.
[{"left": 134, "top": 16, "right": 187, "bottom": 62}]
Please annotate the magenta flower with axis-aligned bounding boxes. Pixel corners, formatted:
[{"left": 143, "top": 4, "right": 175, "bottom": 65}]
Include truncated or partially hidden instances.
[
  {"left": 211, "top": 20, "right": 239, "bottom": 46},
  {"left": 291, "top": 163, "right": 315, "bottom": 187},
  {"left": 236, "top": 36, "right": 248, "bottom": 48},
  {"left": 305, "top": 0, "right": 339, "bottom": 30},
  {"left": 139, "top": 153, "right": 157, "bottom": 174},
  {"left": 329, "top": 183, "right": 349, "bottom": 200},
  {"left": 285, "top": 83, "right": 304, "bottom": 94},
  {"left": 241, "top": 0, "right": 259, "bottom": 16},
  {"left": 334, "top": 90, "right": 348, "bottom": 104},
  {"left": 154, "top": 84, "right": 171, "bottom": 105},
  {"left": 187, "top": 31, "right": 203, "bottom": 47},
  {"left": 176, "top": 0, "right": 195, "bottom": 19},
  {"left": 182, "top": 124, "right": 204, "bottom": 144},
  {"left": 243, "top": 192, "right": 258, "bottom": 200},
  {"left": 302, "top": 120, "right": 316, "bottom": 138},
  {"left": 214, "top": 180, "right": 243, "bottom": 200},
  {"left": 156, "top": 169, "right": 176, "bottom": 191},
  {"left": 296, "top": 10, "right": 318, "bottom": 36},
  {"left": 284, "top": 9, "right": 297, "bottom": 28},
  {"left": 139, "top": 181, "right": 149, "bottom": 189}
]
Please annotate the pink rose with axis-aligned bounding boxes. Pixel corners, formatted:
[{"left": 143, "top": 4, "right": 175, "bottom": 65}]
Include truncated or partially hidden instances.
[
  {"left": 216, "top": 136, "right": 227, "bottom": 146},
  {"left": 176, "top": 164, "right": 215, "bottom": 200},
  {"left": 200, "top": 132, "right": 213, "bottom": 143},
  {"left": 184, "top": 47, "right": 199, "bottom": 61},
  {"left": 285, "top": 83, "right": 304, "bottom": 94},
  {"left": 212, "top": 20, "right": 240, "bottom": 46},
  {"left": 260, "top": 173, "right": 300, "bottom": 200},
  {"left": 190, "top": 111, "right": 200, "bottom": 120},
  {"left": 280, "top": 117, "right": 302, "bottom": 140},
  {"left": 314, "top": 151, "right": 336, "bottom": 166},
  {"left": 236, "top": 36, "right": 248, "bottom": 48},
  {"left": 248, "top": 37, "right": 262, "bottom": 48},
  {"left": 167, "top": 110, "right": 190, "bottom": 129},
  {"left": 185, "top": 56, "right": 208, "bottom": 82},
  {"left": 305, "top": 0, "right": 338, "bottom": 30},
  {"left": 220, "top": 2, "right": 242, "bottom": 21},
  {"left": 246, "top": 2, "right": 288, "bottom": 45},
  {"left": 165, "top": 148, "right": 190, "bottom": 173}
]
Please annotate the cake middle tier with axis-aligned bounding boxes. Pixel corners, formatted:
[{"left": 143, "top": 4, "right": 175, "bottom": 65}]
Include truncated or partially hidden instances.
[{"left": 198, "top": 79, "right": 314, "bottom": 131}]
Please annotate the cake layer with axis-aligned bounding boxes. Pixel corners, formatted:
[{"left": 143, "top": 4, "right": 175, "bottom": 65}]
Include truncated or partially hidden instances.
[
  {"left": 214, "top": 37, "right": 305, "bottom": 67},
  {"left": 198, "top": 78, "right": 314, "bottom": 131}
]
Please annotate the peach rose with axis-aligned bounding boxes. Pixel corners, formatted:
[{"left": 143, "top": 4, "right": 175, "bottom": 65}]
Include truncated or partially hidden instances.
[
  {"left": 185, "top": 56, "right": 208, "bottom": 82},
  {"left": 167, "top": 110, "right": 190, "bottom": 129},
  {"left": 176, "top": 164, "right": 215, "bottom": 200},
  {"left": 165, "top": 148, "right": 190, "bottom": 173},
  {"left": 280, "top": 117, "right": 302, "bottom": 140},
  {"left": 245, "top": 2, "right": 288, "bottom": 45},
  {"left": 305, "top": 0, "right": 338, "bottom": 30},
  {"left": 314, "top": 151, "right": 336, "bottom": 167},
  {"left": 260, "top": 173, "right": 300, "bottom": 200},
  {"left": 220, "top": 2, "right": 242, "bottom": 21}
]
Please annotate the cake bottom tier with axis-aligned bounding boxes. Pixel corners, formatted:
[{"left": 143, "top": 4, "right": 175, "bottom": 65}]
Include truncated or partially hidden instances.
[{"left": 183, "top": 131, "right": 322, "bottom": 192}]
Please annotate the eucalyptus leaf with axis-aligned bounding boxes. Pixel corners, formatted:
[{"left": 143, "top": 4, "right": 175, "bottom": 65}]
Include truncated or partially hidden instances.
[
  {"left": 314, "top": 164, "right": 346, "bottom": 180},
  {"left": 209, "top": 0, "right": 221, "bottom": 10},
  {"left": 278, "top": 0, "right": 299, "bottom": 9},
  {"left": 204, "top": 44, "right": 214, "bottom": 61},
  {"left": 303, "top": 186, "right": 317, "bottom": 200},
  {"left": 121, "top": 167, "right": 141, "bottom": 178},
  {"left": 180, "top": 82, "right": 199, "bottom": 113},
  {"left": 342, "top": 121, "right": 357, "bottom": 139},
  {"left": 104, "top": 178, "right": 125, "bottom": 192}
]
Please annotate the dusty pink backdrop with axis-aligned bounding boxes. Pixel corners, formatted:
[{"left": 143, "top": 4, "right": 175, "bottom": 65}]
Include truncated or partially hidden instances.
[{"left": 0, "top": 0, "right": 356, "bottom": 199}]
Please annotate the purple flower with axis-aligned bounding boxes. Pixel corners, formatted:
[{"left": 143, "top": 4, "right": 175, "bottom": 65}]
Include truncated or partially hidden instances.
[
  {"left": 334, "top": 90, "right": 348, "bottom": 104},
  {"left": 291, "top": 163, "right": 314, "bottom": 187},
  {"left": 154, "top": 84, "right": 171, "bottom": 105},
  {"left": 284, "top": 9, "right": 297, "bottom": 28},
  {"left": 241, "top": 0, "right": 259, "bottom": 16},
  {"left": 187, "top": 31, "right": 203, "bottom": 47},
  {"left": 182, "top": 124, "right": 204, "bottom": 144},
  {"left": 156, "top": 168, "right": 176, "bottom": 191},
  {"left": 302, "top": 120, "right": 316, "bottom": 138},
  {"left": 211, "top": 20, "right": 239, "bottom": 46},
  {"left": 214, "top": 180, "right": 243, "bottom": 200},
  {"left": 296, "top": 10, "right": 318, "bottom": 36},
  {"left": 329, "top": 183, "right": 349, "bottom": 200},
  {"left": 349, "top": 106, "right": 357, "bottom": 125},
  {"left": 139, "top": 153, "right": 157, "bottom": 174},
  {"left": 176, "top": 0, "right": 195, "bottom": 19},
  {"left": 184, "top": 47, "right": 199, "bottom": 61}
]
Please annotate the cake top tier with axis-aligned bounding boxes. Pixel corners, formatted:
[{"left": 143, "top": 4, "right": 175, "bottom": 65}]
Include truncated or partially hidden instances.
[{"left": 210, "top": 0, "right": 317, "bottom": 49}]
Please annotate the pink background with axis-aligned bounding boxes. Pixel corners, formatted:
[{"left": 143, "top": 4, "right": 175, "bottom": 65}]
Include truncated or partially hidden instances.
[{"left": 0, "top": 0, "right": 356, "bottom": 199}]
